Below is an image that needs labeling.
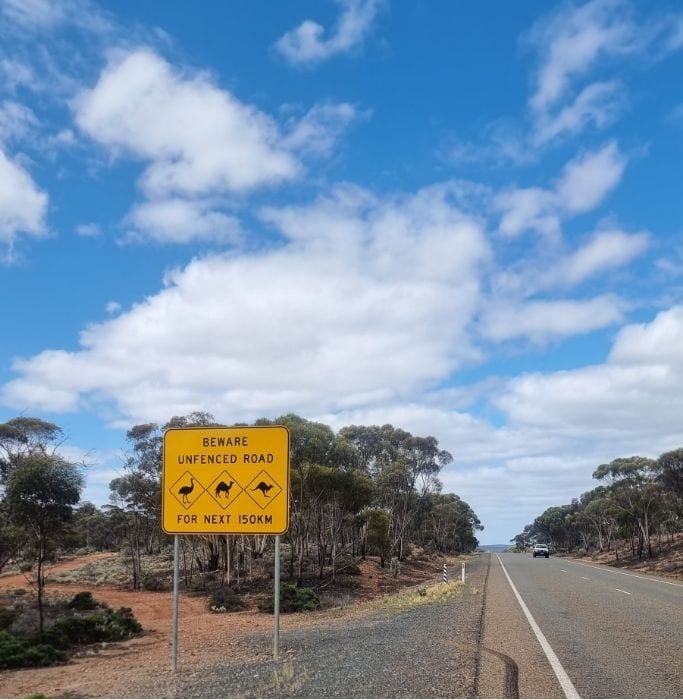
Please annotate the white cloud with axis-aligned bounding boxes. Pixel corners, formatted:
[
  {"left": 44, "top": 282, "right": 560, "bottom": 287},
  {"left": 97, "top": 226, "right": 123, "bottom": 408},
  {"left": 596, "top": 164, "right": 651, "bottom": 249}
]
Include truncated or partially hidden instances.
[
  {"left": 533, "top": 80, "right": 623, "bottom": 145},
  {"left": 555, "top": 141, "right": 626, "bottom": 213},
  {"left": 561, "top": 227, "right": 649, "bottom": 285},
  {"left": 495, "top": 142, "right": 626, "bottom": 237},
  {"left": 0, "top": 59, "right": 36, "bottom": 92},
  {"left": 480, "top": 295, "right": 624, "bottom": 343},
  {"left": 495, "top": 306, "right": 683, "bottom": 443},
  {"left": 447, "top": 120, "right": 534, "bottom": 167},
  {"left": 75, "top": 49, "right": 298, "bottom": 198},
  {"left": 608, "top": 306, "right": 683, "bottom": 367},
  {"left": 283, "top": 102, "right": 359, "bottom": 157},
  {"left": 1, "top": 0, "right": 70, "bottom": 29},
  {"left": 1, "top": 183, "right": 488, "bottom": 422},
  {"left": 0, "top": 100, "right": 38, "bottom": 144},
  {"left": 1, "top": 0, "right": 113, "bottom": 34},
  {"left": 126, "top": 199, "right": 242, "bottom": 245},
  {"left": 73, "top": 48, "right": 309, "bottom": 245},
  {"left": 495, "top": 187, "right": 559, "bottom": 238},
  {"left": 76, "top": 222, "right": 101, "bottom": 238},
  {"left": 527, "top": 0, "right": 638, "bottom": 114},
  {"left": 74, "top": 51, "right": 363, "bottom": 246},
  {"left": 526, "top": 0, "right": 683, "bottom": 143},
  {"left": 275, "top": 0, "right": 382, "bottom": 66},
  {"left": 0, "top": 146, "right": 48, "bottom": 252}
]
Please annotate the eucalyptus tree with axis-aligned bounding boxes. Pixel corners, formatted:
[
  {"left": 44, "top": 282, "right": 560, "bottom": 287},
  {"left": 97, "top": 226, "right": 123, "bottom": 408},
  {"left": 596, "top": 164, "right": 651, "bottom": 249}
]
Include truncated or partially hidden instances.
[
  {"left": 110, "top": 412, "right": 219, "bottom": 587},
  {"left": 0, "top": 417, "right": 63, "bottom": 485},
  {"left": 657, "top": 448, "right": 683, "bottom": 500},
  {"left": 0, "top": 417, "right": 66, "bottom": 575},
  {"left": 5, "top": 453, "right": 82, "bottom": 632},
  {"left": 258, "top": 414, "right": 362, "bottom": 583},
  {"left": 362, "top": 508, "right": 391, "bottom": 566},
  {"left": 341, "top": 424, "right": 452, "bottom": 557},
  {"left": 530, "top": 504, "right": 580, "bottom": 551},
  {"left": 593, "top": 456, "right": 663, "bottom": 558},
  {"left": 427, "top": 493, "right": 482, "bottom": 552}
]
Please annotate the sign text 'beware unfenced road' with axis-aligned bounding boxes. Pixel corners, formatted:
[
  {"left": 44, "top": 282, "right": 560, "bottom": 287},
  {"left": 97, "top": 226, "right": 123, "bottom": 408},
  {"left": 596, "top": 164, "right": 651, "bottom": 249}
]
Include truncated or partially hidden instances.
[{"left": 162, "top": 425, "right": 290, "bottom": 535}]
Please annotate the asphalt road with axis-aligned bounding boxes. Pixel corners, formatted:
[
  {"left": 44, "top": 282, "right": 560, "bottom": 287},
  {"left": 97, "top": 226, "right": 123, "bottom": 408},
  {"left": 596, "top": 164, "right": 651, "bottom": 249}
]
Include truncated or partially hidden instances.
[{"left": 489, "top": 553, "right": 683, "bottom": 698}]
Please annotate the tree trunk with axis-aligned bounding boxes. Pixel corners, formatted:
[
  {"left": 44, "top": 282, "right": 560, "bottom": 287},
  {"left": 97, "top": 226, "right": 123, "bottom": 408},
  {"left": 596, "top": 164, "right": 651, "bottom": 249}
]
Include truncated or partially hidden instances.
[{"left": 37, "top": 533, "right": 45, "bottom": 634}]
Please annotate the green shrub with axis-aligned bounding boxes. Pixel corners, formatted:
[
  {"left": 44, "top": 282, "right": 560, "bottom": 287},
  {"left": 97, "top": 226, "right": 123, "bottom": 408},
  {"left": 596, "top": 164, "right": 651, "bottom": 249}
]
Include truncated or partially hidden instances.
[
  {"left": 41, "top": 607, "right": 142, "bottom": 649},
  {"left": 107, "top": 607, "right": 142, "bottom": 637},
  {"left": 41, "top": 616, "right": 105, "bottom": 649},
  {"left": 259, "top": 583, "right": 320, "bottom": 613},
  {"left": 67, "top": 591, "right": 98, "bottom": 610},
  {"left": 142, "top": 573, "right": 166, "bottom": 591},
  {"left": 0, "top": 608, "right": 17, "bottom": 630},
  {"left": 0, "top": 630, "right": 67, "bottom": 669},
  {"left": 208, "top": 587, "right": 245, "bottom": 613}
]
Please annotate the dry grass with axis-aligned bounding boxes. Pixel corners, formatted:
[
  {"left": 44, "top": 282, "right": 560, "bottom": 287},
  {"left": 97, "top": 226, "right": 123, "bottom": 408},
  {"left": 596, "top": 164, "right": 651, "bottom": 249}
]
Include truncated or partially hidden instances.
[{"left": 376, "top": 579, "right": 464, "bottom": 612}]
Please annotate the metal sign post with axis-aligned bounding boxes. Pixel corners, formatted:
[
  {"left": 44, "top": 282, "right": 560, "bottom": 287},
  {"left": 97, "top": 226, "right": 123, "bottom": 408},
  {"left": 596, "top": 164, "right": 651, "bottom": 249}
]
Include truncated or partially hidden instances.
[
  {"left": 274, "top": 535, "right": 280, "bottom": 660},
  {"left": 172, "top": 535, "right": 180, "bottom": 672}
]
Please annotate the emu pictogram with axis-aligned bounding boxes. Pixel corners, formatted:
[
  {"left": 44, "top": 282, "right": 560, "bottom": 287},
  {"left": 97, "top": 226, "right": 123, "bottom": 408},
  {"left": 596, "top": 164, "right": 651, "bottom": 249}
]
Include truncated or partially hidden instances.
[
  {"left": 251, "top": 481, "right": 273, "bottom": 497},
  {"left": 214, "top": 480, "right": 234, "bottom": 499},
  {"left": 178, "top": 478, "right": 195, "bottom": 504}
]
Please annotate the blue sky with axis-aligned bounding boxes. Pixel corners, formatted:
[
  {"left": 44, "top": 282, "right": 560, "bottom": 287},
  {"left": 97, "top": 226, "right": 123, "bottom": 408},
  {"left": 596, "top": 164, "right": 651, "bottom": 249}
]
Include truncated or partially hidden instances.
[{"left": 1, "top": 0, "right": 683, "bottom": 544}]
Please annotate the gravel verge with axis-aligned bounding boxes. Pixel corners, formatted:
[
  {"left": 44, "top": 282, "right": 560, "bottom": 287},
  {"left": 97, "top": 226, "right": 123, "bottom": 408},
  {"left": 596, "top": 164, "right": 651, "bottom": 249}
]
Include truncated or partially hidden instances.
[{"left": 117, "top": 555, "right": 489, "bottom": 699}]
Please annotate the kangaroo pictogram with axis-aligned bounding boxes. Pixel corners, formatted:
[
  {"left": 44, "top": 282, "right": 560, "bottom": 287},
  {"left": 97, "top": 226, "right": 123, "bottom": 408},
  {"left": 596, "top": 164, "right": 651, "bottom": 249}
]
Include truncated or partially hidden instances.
[{"left": 252, "top": 481, "right": 273, "bottom": 497}]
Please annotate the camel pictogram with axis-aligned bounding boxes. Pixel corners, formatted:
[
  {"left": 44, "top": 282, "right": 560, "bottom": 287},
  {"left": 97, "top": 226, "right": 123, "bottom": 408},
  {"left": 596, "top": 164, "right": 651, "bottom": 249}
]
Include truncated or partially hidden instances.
[{"left": 214, "top": 480, "right": 234, "bottom": 499}]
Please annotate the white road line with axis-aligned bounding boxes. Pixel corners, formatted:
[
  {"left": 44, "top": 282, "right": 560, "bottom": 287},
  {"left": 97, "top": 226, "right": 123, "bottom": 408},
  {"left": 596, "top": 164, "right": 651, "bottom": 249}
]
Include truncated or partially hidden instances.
[
  {"left": 581, "top": 577, "right": 590, "bottom": 580},
  {"left": 497, "top": 555, "right": 580, "bottom": 699},
  {"left": 615, "top": 588, "right": 632, "bottom": 595},
  {"left": 569, "top": 559, "right": 683, "bottom": 587},
  {"left": 561, "top": 569, "right": 567, "bottom": 572}
]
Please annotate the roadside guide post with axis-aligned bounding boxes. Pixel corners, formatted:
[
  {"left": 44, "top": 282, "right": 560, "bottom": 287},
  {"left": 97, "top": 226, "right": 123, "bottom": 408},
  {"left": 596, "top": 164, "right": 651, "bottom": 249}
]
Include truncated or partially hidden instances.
[
  {"left": 162, "top": 425, "right": 290, "bottom": 670},
  {"left": 461, "top": 560, "right": 466, "bottom": 582},
  {"left": 443, "top": 563, "right": 448, "bottom": 584}
]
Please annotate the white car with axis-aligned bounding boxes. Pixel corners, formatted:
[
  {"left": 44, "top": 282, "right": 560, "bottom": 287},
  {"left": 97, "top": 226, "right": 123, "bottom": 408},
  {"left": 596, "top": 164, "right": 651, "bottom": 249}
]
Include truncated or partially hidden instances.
[{"left": 532, "top": 544, "right": 550, "bottom": 558}]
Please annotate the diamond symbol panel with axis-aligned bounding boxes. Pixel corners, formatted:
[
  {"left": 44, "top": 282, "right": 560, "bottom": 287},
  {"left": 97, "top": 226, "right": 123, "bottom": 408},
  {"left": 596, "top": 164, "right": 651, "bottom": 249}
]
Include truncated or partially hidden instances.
[
  {"left": 206, "top": 470, "right": 243, "bottom": 510},
  {"left": 245, "top": 470, "right": 283, "bottom": 510},
  {"left": 170, "top": 471, "right": 206, "bottom": 510}
]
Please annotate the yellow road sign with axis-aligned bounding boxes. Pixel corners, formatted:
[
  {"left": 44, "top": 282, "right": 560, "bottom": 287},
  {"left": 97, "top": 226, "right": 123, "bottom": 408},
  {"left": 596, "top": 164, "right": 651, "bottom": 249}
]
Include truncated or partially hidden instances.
[{"left": 162, "top": 426, "right": 290, "bottom": 535}]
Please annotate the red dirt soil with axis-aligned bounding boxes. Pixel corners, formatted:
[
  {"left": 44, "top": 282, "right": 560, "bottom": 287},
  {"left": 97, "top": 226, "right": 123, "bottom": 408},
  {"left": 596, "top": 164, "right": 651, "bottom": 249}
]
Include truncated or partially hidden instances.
[{"left": 0, "top": 552, "right": 453, "bottom": 699}]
